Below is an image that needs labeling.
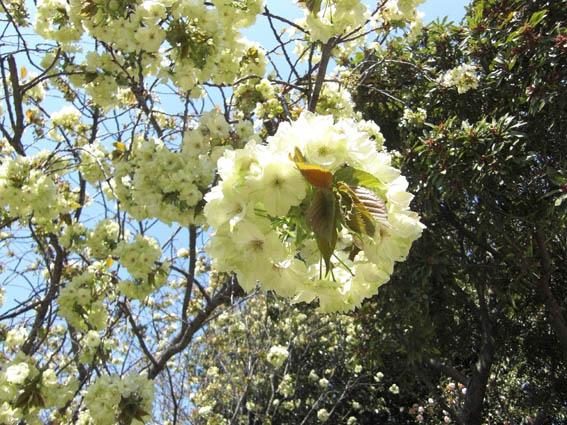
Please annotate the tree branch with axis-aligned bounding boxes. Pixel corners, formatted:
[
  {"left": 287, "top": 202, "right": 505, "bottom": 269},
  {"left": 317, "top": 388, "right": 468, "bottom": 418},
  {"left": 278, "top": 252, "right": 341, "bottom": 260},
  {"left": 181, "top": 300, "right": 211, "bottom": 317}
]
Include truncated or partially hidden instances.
[
  {"left": 424, "top": 355, "right": 469, "bottom": 386},
  {"left": 147, "top": 275, "right": 238, "bottom": 379},
  {"left": 308, "top": 38, "right": 336, "bottom": 112},
  {"left": 5, "top": 54, "right": 26, "bottom": 155},
  {"left": 458, "top": 283, "right": 496, "bottom": 425},
  {"left": 535, "top": 222, "right": 567, "bottom": 359},
  {"left": 22, "top": 234, "right": 65, "bottom": 355},
  {"left": 119, "top": 299, "right": 159, "bottom": 370}
]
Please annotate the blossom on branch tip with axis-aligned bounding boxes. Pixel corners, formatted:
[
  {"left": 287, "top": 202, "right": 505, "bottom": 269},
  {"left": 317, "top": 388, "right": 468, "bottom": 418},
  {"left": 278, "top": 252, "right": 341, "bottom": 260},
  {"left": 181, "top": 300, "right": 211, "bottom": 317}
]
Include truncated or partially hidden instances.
[{"left": 205, "top": 112, "right": 424, "bottom": 312}]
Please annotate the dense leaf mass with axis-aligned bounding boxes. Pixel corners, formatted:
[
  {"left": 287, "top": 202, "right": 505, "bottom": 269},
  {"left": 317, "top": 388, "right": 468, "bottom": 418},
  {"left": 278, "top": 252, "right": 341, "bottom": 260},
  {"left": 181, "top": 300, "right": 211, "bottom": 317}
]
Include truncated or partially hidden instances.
[{"left": 350, "top": 0, "right": 567, "bottom": 423}]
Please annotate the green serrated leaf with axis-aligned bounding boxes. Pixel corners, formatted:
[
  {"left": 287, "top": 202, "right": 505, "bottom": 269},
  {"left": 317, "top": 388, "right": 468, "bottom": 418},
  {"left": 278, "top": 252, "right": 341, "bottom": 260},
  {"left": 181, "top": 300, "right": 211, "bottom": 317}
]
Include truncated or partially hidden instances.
[
  {"left": 337, "top": 182, "right": 374, "bottom": 236},
  {"left": 351, "top": 206, "right": 376, "bottom": 236},
  {"left": 333, "top": 166, "right": 387, "bottom": 198},
  {"left": 337, "top": 182, "right": 389, "bottom": 237}
]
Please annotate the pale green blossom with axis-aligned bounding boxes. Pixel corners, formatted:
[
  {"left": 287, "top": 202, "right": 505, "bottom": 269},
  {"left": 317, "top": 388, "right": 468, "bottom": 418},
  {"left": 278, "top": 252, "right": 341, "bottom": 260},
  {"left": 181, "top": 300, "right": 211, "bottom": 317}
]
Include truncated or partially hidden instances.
[
  {"left": 267, "top": 345, "right": 289, "bottom": 368},
  {"left": 389, "top": 383, "right": 400, "bottom": 394},
  {"left": 439, "top": 64, "right": 479, "bottom": 94},
  {"left": 205, "top": 112, "right": 424, "bottom": 312},
  {"left": 317, "top": 408, "right": 330, "bottom": 422}
]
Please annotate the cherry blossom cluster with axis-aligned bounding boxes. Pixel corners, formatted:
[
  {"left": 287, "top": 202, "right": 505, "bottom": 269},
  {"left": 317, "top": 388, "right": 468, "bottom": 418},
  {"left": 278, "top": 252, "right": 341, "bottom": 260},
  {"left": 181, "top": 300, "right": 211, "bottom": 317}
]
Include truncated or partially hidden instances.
[
  {"left": 111, "top": 110, "right": 248, "bottom": 227},
  {"left": 439, "top": 64, "right": 480, "bottom": 94},
  {"left": 0, "top": 352, "right": 77, "bottom": 424},
  {"left": 296, "top": 0, "right": 370, "bottom": 44},
  {"left": 57, "top": 262, "right": 113, "bottom": 331},
  {"left": 35, "top": 0, "right": 267, "bottom": 106},
  {"left": 205, "top": 112, "right": 424, "bottom": 312},
  {"left": 83, "top": 372, "right": 154, "bottom": 425},
  {"left": 0, "top": 150, "right": 77, "bottom": 231},
  {"left": 384, "top": 0, "right": 426, "bottom": 21},
  {"left": 399, "top": 107, "right": 427, "bottom": 128}
]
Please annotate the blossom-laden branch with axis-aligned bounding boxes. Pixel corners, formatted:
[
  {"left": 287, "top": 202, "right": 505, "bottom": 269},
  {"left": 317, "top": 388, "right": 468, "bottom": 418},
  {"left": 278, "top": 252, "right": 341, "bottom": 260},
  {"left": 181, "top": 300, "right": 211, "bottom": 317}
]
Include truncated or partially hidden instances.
[{"left": 148, "top": 274, "right": 240, "bottom": 380}]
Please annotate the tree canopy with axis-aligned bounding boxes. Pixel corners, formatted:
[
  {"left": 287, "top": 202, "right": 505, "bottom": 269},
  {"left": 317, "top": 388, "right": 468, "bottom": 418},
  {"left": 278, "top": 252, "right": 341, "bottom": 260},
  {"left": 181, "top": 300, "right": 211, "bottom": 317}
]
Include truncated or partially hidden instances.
[{"left": 351, "top": 0, "right": 567, "bottom": 422}]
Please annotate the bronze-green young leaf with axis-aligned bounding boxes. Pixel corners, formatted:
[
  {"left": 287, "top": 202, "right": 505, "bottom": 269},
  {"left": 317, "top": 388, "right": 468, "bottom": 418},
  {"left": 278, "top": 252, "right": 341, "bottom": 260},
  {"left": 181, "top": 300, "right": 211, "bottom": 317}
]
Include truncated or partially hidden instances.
[
  {"left": 350, "top": 185, "right": 388, "bottom": 225},
  {"left": 290, "top": 147, "right": 333, "bottom": 189},
  {"left": 308, "top": 188, "right": 337, "bottom": 242},
  {"left": 302, "top": 0, "right": 323, "bottom": 14},
  {"left": 80, "top": 0, "right": 98, "bottom": 17},
  {"left": 308, "top": 189, "right": 338, "bottom": 275},
  {"left": 336, "top": 182, "right": 376, "bottom": 237},
  {"left": 315, "top": 232, "right": 337, "bottom": 276},
  {"left": 15, "top": 385, "right": 45, "bottom": 409},
  {"left": 118, "top": 395, "right": 150, "bottom": 425},
  {"left": 14, "top": 388, "right": 32, "bottom": 408},
  {"left": 348, "top": 243, "right": 361, "bottom": 261}
]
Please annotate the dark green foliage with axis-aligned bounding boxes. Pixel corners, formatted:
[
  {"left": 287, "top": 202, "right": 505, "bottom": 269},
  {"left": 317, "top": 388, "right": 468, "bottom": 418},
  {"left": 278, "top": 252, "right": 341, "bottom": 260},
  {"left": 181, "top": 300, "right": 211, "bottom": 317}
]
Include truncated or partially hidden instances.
[{"left": 350, "top": 0, "right": 567, "bottom": 423}]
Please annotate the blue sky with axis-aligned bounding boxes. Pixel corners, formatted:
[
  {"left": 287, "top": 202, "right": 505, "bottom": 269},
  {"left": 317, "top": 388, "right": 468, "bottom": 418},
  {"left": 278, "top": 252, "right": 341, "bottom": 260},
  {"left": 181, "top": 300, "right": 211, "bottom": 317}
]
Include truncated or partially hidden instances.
[{"left": 419, "top": 0, "right": 470, "bottom": 23}]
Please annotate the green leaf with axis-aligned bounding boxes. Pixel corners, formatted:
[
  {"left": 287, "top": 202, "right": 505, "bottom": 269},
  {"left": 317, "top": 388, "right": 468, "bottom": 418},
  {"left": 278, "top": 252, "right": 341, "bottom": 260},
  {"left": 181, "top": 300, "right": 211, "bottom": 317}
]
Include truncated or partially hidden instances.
[
  {"left": 506, "top": 27, "right": 524, "bottom": 43},
  {"left": 555, "top": 193, "right": 567, "bottom": 207},
  {"left": 528, "top": 9, "right": 547, "bottom": 27},
  {"left": 333, "top": 166, "right": 387, "bottom": 198},
  {"left": 546, "top": 167, "right": 565, "bottom": 185},
  {"left": 501, "top": 11, "right": 516, "bottom": 27}
]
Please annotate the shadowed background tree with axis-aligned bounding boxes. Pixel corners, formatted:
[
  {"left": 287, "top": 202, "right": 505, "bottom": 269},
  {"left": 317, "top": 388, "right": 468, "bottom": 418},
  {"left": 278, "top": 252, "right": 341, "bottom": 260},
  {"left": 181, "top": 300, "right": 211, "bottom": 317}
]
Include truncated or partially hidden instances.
[{"left": 350, "top": 0, "right": 567, "bottom": 423}]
